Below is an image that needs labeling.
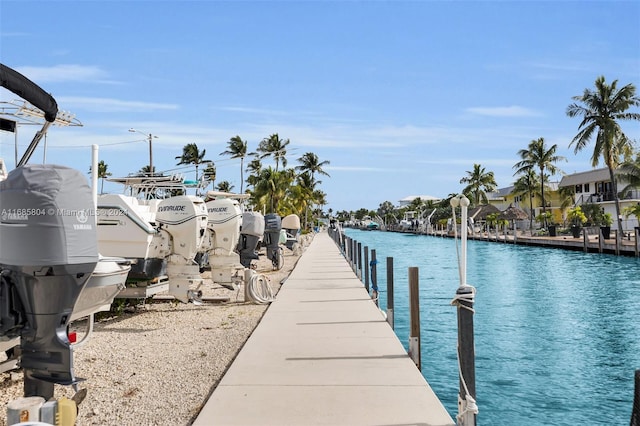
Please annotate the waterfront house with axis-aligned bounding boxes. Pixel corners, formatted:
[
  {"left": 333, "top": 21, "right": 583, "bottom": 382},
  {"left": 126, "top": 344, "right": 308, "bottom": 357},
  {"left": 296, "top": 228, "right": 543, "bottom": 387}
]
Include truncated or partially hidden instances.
[{"left": 558, "top": 167, "right": 640, "bottom": 230}]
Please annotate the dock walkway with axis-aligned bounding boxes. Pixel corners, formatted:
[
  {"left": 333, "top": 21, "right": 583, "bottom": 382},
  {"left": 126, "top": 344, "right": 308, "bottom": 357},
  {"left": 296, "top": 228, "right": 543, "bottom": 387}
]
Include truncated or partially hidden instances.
[{"left": 193, "top": 231, "right": 454, "bottom": 426}]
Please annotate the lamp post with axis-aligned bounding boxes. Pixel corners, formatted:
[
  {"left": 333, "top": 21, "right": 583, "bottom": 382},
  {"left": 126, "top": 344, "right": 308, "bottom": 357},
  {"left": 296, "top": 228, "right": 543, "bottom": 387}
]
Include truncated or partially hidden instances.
[{"left": 128, "top": 128, "right": 158, "bottom": 176}]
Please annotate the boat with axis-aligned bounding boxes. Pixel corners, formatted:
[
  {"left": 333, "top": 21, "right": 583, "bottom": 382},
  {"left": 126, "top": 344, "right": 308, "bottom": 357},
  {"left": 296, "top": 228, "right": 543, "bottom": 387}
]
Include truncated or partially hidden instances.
[
  {"left": 96, "top": 174, "right": 208, "bottom": 302},
  {"left": 359, "top": 215, "right": 379, "bottom": 230},
  {"left": 0, "top": 65, "right": 135, "bottom": 402},
  {"left": 71, "top": 256, "right": 131, "bottom": 321}
]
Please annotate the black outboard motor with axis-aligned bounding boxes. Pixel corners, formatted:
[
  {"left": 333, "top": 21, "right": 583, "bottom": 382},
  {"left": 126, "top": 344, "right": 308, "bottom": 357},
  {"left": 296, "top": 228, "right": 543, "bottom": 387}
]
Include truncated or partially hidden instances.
[
  {"left": 237, "top": 211, "right": 264, "bottom": 268},
  {"left": 0, "top": 164, "right": 98, "bottom": 399},
  {"left": 263, "top": 213, "right": 282, "bottom": 266}
]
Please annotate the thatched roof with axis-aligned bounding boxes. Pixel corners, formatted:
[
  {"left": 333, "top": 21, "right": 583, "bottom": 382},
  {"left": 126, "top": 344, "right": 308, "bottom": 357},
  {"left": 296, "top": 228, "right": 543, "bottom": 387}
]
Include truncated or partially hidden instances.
[
  {"left": 468, "top": 204, "right": 501, "bottom": 220},
  {"left": 499, "top": 204, "right": 529, "bottom": 221}
]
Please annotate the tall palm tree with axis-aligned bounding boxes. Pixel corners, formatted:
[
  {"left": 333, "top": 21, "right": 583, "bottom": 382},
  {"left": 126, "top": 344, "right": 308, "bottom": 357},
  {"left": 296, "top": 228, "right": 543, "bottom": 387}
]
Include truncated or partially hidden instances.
[
  {"left": 245, "top": 155, "right": 262, "bottom": 191},
  {"left": 220, "top": 135, "right": 248, "bottom": 193},
  {"left": 513, "top": 137, "right": 565, "bottom": 224},
  {"left": 459, "top": 164, "right": 497, "bottom": 206},
  {"left": 512, "top": 168, "right": 540, "bottom": 233},
  {"left": 202, "top": 163, "right": 217, "bottom": 188},
  {"left": 566, "top": 76, "right": 640, "bottom": 242},
  {"left": 256, "top": 133, "right": 290, "bottom": 171},
  {"left": 295, "top": 152, "right": 331, "bottom": 183},
  {"left": 175, "top": 143, "right": 210, "bottom": 181}
]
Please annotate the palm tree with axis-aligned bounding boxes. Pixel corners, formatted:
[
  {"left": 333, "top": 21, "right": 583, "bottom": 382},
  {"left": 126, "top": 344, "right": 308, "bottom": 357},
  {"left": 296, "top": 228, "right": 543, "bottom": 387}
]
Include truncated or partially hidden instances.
[
  {"left": 220, "top": 135, "right": 248, "bottom": 193},
  {"left": 512, "top": 168, "right": 540, "bottom": 233},
  {"left": 256, "top": 133, "right": 290, "bottom": 171},
  {"left": 216, "top": 180, "right": 234, "bottom": 193},
  {"left": 616, "top": 153, "right": 640, "bottom": 198},
  {"left": 459, "top": 164, "right": 497, "bottom": 206},
  {"left": 566, "top": 76, "right": 640, "bottom": 243},
  {"left": 202, "top": 163, "right": 217, "bottom": 188},
  {"left": 175, "top": 143, "right": 210, "bottom": 181},
  {"left": 513, "top": 137, "right": 565, "bottom": 226},
  {"left": 138, "top": 165, "right": 156, "bottom": 176},
  {"left": 295, "top": 152, "right": 330, "bottom": 183},
  {"left": 89, "top": 160, "right": 112, "bottom": 194},
  {"left": 251, "top": 167, "right": 295, "bottom": 213}
]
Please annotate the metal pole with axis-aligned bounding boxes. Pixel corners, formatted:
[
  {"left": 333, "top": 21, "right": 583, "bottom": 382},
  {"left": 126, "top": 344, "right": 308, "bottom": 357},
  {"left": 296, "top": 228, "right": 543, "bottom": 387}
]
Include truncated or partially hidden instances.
[
  {"left": 408, "top": 266, "right": 420, "bottom": 370},
  {"left": 386, "top": 257, "right": 394, "bottom": 329},
  {"left": 148, "top": 133, "right": 154, "bottom": 176}
]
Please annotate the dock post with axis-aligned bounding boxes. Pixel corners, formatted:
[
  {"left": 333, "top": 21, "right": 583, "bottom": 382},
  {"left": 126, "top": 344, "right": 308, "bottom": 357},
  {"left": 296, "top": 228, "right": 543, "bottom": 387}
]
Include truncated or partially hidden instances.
[
  {"left": 408, "top": 267, "right": 421, "bottom": 371},
  {"left": 632, "top": 369, "right": 639, "bottom": 426},
  {"left": 598, "top": 228, "right": 603, "bottom": 253},
  {"left": 636, "top": 227, "right": 639, "bottom": 257},
  {"left": 351, "top": 238, "right": 356, "bottom": 272},
  {"left": 364, "top": 246, "right": 370, "bottom": 292},
  {"left": 583, "top": 230, "right": 589, "bottom": 252},
  {"left": 386, "top": 257, "right": 394, "bottom": 329},
  {"left": 357, "top": 242, "right": 363, "bottom": 280},
  {"left": 453, "top": 284, "right": 478, "bottom": 426},
  {"left": 371, "top": 249, "right": 378, "bottom": 306}
]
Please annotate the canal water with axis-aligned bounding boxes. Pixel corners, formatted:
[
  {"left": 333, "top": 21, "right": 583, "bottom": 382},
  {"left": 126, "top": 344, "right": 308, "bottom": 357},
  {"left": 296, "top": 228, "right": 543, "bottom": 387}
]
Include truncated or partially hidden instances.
[{"left": 343, "top": 228, "right": 640, "bottom": 426}]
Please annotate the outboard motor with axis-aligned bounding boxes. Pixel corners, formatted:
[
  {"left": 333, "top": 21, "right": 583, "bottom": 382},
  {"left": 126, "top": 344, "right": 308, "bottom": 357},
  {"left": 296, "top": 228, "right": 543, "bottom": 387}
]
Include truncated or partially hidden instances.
[
  {"left": 263, "top": 213, "right": 283, "bottom": 270},
  {"left": 281, "top": 214, "right": 301, "bottom": 251},
  {"left": 237, "top": 212, "right": 264, "bottom": 268},
  {"left": 0, "top": 164, "right": 98, "bottom": 399},
  {"left": 203, "top": 197, "right": 244, "bottom": 286},
  {"left": 155, "top": 195, "right": 208, "bottom": 303}
]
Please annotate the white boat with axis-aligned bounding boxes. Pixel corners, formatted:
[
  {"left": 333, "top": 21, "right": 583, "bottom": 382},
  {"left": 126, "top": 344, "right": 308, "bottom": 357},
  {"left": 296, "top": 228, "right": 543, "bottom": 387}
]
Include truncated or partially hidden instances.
[
  {"left": 97, "top": 174, "right": 209, "bottom": 302},
  {"left": 71, "top": 256, "right": 131, "bottom": 321},
  {"left": 359, "top": 215, "right": 379, "bottom": 230}
]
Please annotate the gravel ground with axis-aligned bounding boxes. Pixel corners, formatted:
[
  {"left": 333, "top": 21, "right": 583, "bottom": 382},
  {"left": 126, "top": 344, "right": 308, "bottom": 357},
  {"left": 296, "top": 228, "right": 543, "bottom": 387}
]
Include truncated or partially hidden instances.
[{"left": 0, "top": 237, "right": 310, "bottom": 426}]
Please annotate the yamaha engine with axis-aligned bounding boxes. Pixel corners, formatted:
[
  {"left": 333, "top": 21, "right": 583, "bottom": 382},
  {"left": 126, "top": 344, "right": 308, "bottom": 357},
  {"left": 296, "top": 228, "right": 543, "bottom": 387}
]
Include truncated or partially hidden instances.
[
  {"left": 237, "top": 212, "right": 264, "bottom": 268},
  {"left": 0, "top": 164, "right": 98, "bottom": 399}
]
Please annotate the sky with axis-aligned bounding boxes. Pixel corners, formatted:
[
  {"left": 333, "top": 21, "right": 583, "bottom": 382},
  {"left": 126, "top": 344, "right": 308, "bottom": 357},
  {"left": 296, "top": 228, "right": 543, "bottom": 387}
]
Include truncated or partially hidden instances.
[{"left": 1, "top": 0, "right": 639, "bottom": 213}]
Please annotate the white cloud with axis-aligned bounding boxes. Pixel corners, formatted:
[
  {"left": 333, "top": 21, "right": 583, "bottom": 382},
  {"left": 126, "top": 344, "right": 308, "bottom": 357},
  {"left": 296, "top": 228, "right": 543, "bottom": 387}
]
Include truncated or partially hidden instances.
[
  {"left": 16, "top": 64, "right": 111, "bottom": 83},
  {"left": 466, "top": 106, "right": 541, "bottom": 117},
  {"left": 58, "top": 96, "right": 179, "bottom": 112}
]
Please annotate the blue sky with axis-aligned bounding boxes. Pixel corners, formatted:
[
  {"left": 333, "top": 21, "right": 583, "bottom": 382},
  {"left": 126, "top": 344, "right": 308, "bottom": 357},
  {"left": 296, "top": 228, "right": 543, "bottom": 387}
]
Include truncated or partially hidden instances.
[{"left": 1, "top": 0, "right": 639, "bottom": 213}]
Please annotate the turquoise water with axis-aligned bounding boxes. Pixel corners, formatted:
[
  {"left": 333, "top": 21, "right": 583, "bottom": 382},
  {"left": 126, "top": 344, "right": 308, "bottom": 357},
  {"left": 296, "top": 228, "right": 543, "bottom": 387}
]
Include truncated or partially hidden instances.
[{"left": 343, "top": 228, "right": 640, "bottom": 426}]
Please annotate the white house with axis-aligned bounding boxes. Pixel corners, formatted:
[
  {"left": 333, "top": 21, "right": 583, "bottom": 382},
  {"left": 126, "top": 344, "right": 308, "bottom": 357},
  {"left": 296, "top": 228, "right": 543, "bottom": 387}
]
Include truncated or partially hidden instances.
[{"left": 559, "top": 167, "right": 640, "bottom": 229}]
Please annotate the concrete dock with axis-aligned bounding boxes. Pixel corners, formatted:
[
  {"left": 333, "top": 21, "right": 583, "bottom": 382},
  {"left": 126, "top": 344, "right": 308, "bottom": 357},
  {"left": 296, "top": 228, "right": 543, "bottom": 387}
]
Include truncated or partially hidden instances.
[{"left": 193, "top": 231, "right": 454, "bottom": 426}]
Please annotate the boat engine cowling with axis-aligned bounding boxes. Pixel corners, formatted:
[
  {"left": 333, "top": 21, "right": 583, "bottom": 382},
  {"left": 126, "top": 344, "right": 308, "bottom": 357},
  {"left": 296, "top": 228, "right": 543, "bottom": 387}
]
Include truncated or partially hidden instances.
[
  {"left": 237, "top": 212, "right": 264, "bottom": 268},
  {"left": 0, "top": 164, "right": 98, "bottom": 398},
  {"left": 281, "top": 214, "right": 301, "bottom": 251},
  {"left": 204, "top": 197, "right": 242, "bottom": 256},
  {"left": 155, "top": 195, "right": 208, "bottom": 262},
  {"left": 263, "top": 213, "right": 282, "bottom": 262}
]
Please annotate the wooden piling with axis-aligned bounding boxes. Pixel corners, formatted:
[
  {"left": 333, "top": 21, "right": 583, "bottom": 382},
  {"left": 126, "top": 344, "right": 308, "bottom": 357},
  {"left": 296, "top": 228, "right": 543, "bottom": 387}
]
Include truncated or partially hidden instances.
[
  {"left": 455, "top": 284, "right": 477, "bottom": 426},
  {"left": 371, "top": 249, "right": 378, "bottom": 306},
  {"left": 598, "top": 228, "right": 603, "bottom": 253},
  {"left": 357, "top": 242, "right": 362, "bottom": 280},
  {"left": 632, "top": 369, "right": 639, "bottom": 426},
  {"left": 408, "top": 267, "right": 421, "bottom": 371},
  {"left": 386, "top": 257, "right": 394, "bottom": 329},
  {"left": 364, "top": 246, "right": 370, "bottom": 292}
]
